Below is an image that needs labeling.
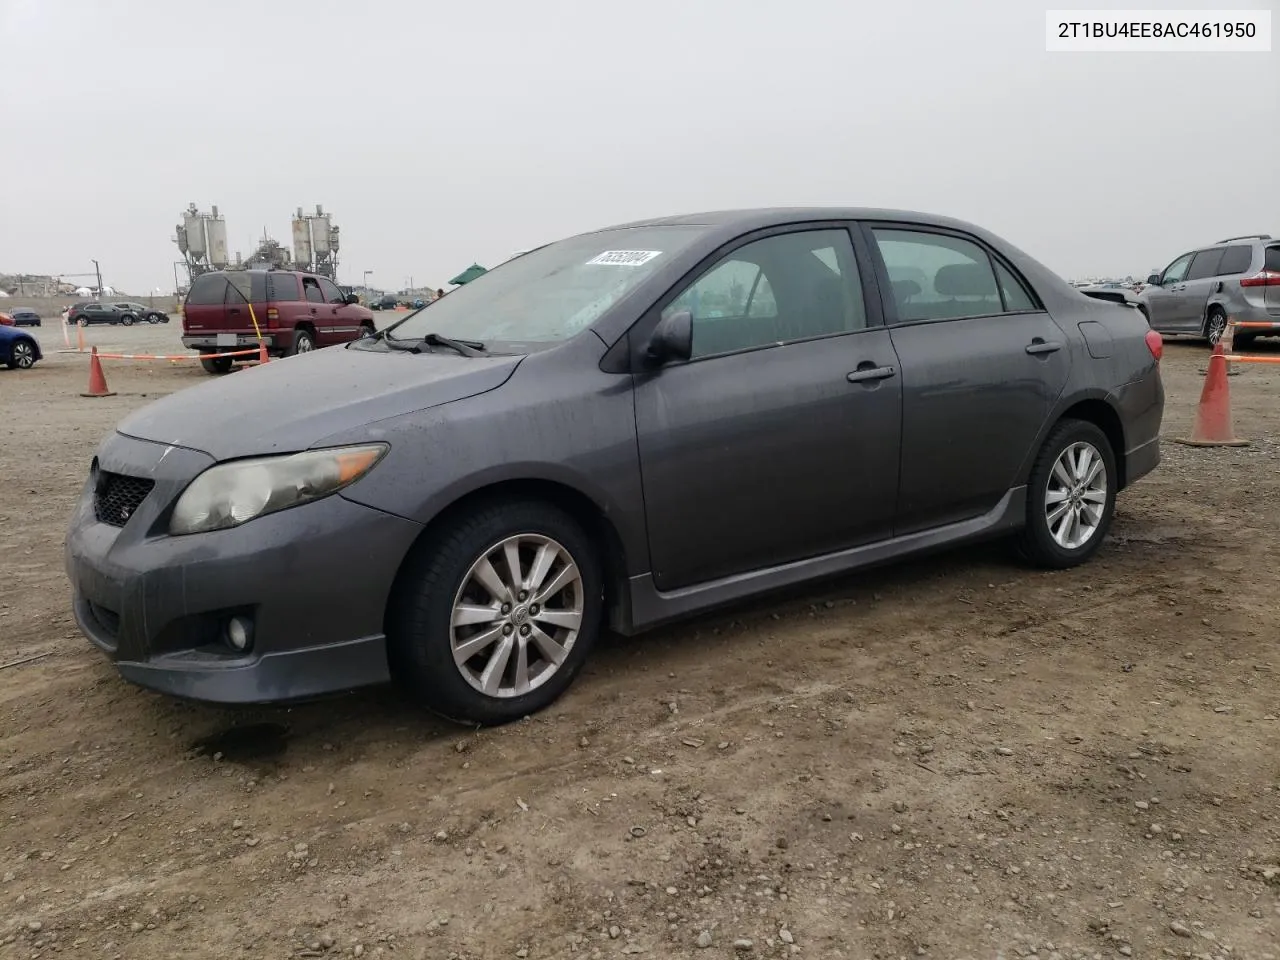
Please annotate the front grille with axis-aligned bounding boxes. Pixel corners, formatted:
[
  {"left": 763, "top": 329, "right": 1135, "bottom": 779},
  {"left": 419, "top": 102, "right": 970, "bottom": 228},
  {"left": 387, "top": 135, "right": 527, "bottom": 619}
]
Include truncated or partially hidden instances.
[{"left": 94, "top": 471, "right": 154, "bottom": 527}]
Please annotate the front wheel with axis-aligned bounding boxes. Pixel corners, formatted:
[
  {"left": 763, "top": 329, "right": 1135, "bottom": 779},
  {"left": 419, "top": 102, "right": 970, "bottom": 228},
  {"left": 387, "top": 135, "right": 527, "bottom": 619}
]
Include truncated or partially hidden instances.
[
  {"left": 1017, "top": 419, "right": 1116, "bottom": 569},
  {"left": 7, "top": 340, "right": 36, "bottom": 369},
  {"left": 388, "top": 500, "right": 604, "bottom": 725},
  {"left": 120, "top": 315, "right": 135, "bottom": 327}
]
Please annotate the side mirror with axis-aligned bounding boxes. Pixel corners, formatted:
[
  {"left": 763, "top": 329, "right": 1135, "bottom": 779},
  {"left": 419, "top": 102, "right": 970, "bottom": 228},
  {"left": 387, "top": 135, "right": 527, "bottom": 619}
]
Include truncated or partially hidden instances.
[
  {"left": 344, "top": 293, "right": 360, "bottom": 305},
  {"left": 1146, "top": 273, "right": 1161, "bottom": 286},
  {"left": 646, "top": 310, "right": 693, "bottom": 365}
]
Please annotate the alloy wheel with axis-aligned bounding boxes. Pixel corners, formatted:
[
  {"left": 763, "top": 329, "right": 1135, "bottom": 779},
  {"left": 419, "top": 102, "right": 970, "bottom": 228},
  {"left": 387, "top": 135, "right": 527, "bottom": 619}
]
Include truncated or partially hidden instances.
[
  {"left": 1206, "top": 312, "right": 1226, "bottom": 344},
  {"left": 12, "top": 341, "right": 35, "bottom": 368},
  {"left": 449, "top": 534, "right": 585, "bottom": 699},
  {"left": 1044, "top": 441, "right": 1108, "bottom": 550}
]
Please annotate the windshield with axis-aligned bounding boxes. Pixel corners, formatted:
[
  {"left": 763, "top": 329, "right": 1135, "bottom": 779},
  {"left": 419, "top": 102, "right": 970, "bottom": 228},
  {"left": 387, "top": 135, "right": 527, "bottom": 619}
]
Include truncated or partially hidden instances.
[{"left": 389, "top": 225, "right": 708, "bottom": 345}]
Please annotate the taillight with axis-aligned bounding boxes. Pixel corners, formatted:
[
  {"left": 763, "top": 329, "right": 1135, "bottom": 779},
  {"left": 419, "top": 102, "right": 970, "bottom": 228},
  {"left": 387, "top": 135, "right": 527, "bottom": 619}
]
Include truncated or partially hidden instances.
[
  {"left": 266, "top": 307, "right": 279, "bottom": 322},
  {"left": 1239, "top": 270, "right": 1280, "bottom": 288},
  {"left": 1145, "top": 328, "right": 1163, "bottom": 362}
]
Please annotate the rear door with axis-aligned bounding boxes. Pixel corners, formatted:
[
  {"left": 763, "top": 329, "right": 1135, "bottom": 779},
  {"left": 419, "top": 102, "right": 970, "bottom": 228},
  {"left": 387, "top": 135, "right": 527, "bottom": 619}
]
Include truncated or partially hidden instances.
[{"left": 865, "top": 223, "right": 1072, "bottom": 536}]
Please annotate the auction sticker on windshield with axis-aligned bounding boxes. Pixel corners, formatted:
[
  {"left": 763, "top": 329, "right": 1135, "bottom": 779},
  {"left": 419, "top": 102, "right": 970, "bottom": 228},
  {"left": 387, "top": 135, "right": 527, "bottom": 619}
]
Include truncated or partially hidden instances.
[{"left": 586, "top": 250, "right": 662, "bottom": 267}]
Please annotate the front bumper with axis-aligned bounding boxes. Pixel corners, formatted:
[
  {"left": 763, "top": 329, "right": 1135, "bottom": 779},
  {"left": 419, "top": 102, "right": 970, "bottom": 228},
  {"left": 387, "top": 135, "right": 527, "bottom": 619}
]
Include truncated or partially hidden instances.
[{"left": 65, "top": 432, "right": 424, "bottom": 705}]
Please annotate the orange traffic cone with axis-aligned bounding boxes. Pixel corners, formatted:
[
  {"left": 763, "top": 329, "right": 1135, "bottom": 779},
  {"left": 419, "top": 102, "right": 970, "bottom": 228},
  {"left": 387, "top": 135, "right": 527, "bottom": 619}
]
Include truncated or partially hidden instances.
[
  {"left": 257, "top": 340, "right": 269, "bottom": 364},
  {"left": 1174, "top": 342, "right": 1247, "bottom": 447},
  {"left": 80, "top": 347, "right": 116, "bottom": 398}
]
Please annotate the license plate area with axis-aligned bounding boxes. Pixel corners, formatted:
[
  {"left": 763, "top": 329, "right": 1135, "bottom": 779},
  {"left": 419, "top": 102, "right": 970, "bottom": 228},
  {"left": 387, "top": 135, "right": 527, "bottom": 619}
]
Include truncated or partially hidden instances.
[{"left": 215, "top": 333, "right": 237, "bottom": 347}]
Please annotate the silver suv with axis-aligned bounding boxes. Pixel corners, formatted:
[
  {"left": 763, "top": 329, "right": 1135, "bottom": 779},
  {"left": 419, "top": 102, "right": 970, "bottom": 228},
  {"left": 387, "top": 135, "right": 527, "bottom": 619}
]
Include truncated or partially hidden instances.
[{"left": 1138, "top": 234, "right": 1280, "bottom": 346}]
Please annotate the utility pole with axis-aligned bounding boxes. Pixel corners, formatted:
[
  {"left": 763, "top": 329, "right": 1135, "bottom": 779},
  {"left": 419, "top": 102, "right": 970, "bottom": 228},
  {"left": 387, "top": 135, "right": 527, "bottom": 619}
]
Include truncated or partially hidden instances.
[
  {"left": 92, "top": 260, "right": 103, "bottom": 300},
  {"left": 363, "top": 270, "right": 372, "bottom": 291}
]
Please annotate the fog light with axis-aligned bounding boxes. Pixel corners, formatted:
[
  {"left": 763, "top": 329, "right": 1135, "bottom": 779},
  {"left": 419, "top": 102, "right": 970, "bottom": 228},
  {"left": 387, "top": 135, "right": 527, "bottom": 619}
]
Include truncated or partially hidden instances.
[{"left": 225, "top": 616, "right": 253, "bottom": 652}]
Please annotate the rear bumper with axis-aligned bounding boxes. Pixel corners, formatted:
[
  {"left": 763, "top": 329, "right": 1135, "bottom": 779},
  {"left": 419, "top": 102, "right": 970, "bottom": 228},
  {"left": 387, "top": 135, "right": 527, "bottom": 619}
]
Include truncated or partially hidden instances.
[
  {"left": 1124, "top": 436, "right": 1160, "bottom": 487},
  {"left": 182, "top": 333, "right": 280, "bottom": 351}
]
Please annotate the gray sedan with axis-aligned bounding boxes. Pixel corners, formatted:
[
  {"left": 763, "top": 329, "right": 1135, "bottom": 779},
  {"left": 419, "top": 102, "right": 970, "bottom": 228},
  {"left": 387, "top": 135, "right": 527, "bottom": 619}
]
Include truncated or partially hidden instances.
[{"left": 65, "top": 208, "right": 1164, "bottom": 725}]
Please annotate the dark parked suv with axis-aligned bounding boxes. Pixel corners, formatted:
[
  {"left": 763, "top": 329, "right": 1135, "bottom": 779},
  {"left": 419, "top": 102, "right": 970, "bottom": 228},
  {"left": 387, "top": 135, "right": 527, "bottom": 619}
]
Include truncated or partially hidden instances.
[
  {"left": 181, "top": 269, "right": 376, "bottom": 373},
  {"left": 67, "top": 207, "right": 1163, "bottom": 725},
  {"left": 1137, "top": 234, "right": 1280, "bottom": 345}
]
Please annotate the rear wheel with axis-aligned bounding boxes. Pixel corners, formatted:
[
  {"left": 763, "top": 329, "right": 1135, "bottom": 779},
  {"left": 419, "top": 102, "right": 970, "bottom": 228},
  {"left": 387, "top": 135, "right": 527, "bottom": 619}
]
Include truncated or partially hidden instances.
[
  {"left": 1017, "top": 419, "right": 1116, "bottom": 569},
  {"left": 120, "top": 314, "right": 135, "bottom": 327},
  {"left": 1204, "top": 308, "right": 1227, "bottom": 345},
  {"left": 388, "top": 500, "right": 603, "bottom": 725},
  {"left": 288, "top": 328, "right": 316, "bottom": 356},
  {"left": 200, "top": 353, "right": 233, "bottom": 375}
]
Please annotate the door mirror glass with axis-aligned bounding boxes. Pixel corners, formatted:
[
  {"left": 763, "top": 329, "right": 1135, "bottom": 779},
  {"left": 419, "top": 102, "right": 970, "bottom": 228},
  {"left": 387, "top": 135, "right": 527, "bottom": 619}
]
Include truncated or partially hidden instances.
[
  {"left": 1146, "top": 273, "right": 1161, "bottom": 285},
  {"left": 344, "top": 293, "right": 360, "bottom": 305},
  {"left": 646, "top": 310, "right": 693, "bottom": 365}
]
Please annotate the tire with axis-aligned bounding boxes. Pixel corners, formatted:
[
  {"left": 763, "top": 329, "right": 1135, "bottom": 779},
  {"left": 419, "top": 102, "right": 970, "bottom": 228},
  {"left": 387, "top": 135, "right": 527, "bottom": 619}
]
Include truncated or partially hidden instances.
[
  {"left": 358, "top": 322, "right": 375, "bottom": 339},
  {"left": 7, "top": 339, "right": 36, "bottom": 370},
  {"left": 1016, "top": 418, "right": 1117, "bottom": 570},
  {"left": 388, "top": 500, "right": 604, "bottom": 725},
  {"left": 1204, "top": 308, "right": 1227, "bottom": 345},
  {"left": 120, "top": 314, "right": 135, "bottom": 326},
  {"left": 288, "top": 328, "right": 316, "bottom": 356},
  {"left": 148, "top": 315, "right": 160, "bottom": 325},
  {"left": 200, "top": 353, "right": 233, "bottom": 375}
]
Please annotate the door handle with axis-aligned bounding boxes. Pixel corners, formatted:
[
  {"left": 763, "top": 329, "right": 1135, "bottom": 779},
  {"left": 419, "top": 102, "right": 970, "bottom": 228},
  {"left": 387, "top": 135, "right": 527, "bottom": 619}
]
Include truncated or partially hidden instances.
[
  {"left": 1025, "top": 340, "right": 1063, "bottom": 355},
  {"left": 846, "top": 365, "right": 897, "bottom": 383},
  {"left": 228, "top": 307, "right": 241, "bottom": 314}
]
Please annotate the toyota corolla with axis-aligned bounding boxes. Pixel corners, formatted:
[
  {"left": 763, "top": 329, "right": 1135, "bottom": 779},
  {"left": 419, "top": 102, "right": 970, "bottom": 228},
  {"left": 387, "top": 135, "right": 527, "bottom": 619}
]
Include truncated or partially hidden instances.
[{"left": 66, "top": 208, "right": 1164, "bottom": 725}]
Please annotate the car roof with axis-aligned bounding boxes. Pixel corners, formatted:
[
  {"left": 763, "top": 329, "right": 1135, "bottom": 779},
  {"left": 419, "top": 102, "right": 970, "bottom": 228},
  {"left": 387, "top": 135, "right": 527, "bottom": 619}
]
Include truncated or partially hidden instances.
[{"left": 593, "top": 206, "right": 989, "bottom": 235}]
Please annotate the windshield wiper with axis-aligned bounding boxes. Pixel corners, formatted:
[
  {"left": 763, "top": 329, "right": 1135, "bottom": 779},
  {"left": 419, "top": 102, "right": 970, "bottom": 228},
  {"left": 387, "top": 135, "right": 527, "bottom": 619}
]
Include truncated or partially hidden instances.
[{"left": 419, "top": 332, "right": 487, "bottom": 357}]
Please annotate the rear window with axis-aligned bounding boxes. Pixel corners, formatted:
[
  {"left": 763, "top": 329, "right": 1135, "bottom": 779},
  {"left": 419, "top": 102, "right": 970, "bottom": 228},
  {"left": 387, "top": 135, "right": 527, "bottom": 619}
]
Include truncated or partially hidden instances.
[
  {"left": 268, "top": 274, "right": 301, "bottom": 301},
  {"left": 1264, "top": 246, "right": 1280, "bottom": 272},
  {"left": 186, "top": 273, "right": 229, "bottom": 305},
  {"left": 226, "top": 273, "right": 267, "bottom": 303},
  {"left": 1217, "top": 245, "right": 1253, "bottom": 276}
]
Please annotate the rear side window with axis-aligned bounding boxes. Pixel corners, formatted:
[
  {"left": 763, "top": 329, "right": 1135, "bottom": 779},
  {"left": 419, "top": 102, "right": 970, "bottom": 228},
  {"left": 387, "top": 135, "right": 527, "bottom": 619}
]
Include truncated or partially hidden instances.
[
  {"left": 994, "top": 260, "right": 1038, "bottom": 311},
  {"left": 186, "top": 273, "right": 229, "bottom": 305},
  {"left": 872, "top": 229, "right": 1005, "bottom": 322},
  {"left": 1186, "top": 249, "right": 1226, "bottom": 280},
  {"left": 269, "top": 274, "right": 301, "bottom": 301},
  {"left": 1218, "top": 245, "right": 1254, "bottom": 276}
]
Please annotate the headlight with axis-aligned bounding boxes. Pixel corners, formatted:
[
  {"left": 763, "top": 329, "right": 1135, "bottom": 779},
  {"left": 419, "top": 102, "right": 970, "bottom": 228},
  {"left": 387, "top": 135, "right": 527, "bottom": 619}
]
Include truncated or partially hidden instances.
[{"left": 169, "top": 444, "right": 388, "bottom": 535}]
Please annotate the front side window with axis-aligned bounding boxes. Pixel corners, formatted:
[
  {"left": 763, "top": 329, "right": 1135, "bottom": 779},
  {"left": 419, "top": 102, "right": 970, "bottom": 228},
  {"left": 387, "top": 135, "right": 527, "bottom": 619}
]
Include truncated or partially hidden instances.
[
  {"left": 318, "top": 278, "right": 344, "bottom": 303},
  {"left": 662, "top": 229, "right": 865, "bottom": 359},
  {"left": 1186, "top": 249, "right": 1226, "bottom": 281},
  {"left": 872, "top": 229, "right": 1004, "bottom": 321},
  {"left": 388, "top": 225, "right": 710, "bottom": 346},
  {"left": 1161, "top": 252, "right": 1194, "bottom": 284}
]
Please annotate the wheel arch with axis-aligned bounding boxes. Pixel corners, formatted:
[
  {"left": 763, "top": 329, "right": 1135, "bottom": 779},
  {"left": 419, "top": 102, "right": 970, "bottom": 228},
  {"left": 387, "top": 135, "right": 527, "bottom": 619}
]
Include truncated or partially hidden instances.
[
  {"left": 1020, "top": 392, "right": 1129, "bottom": 490},
  {"left": 384, "top": 476, "right": 635, "bottom": 637}
]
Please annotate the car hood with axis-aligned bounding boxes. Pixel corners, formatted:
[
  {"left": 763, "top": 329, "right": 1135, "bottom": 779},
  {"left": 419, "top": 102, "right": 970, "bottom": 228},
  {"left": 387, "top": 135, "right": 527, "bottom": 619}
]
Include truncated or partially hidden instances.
[{"left": 116, "top": 343, "right": 523, "bottom": 461}]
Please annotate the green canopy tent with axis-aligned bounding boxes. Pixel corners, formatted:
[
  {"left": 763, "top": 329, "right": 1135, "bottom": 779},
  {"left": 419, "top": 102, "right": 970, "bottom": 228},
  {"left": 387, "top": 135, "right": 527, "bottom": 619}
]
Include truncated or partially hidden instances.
[{"left": 448, "top": 263, "right": 488, "bottom": 286}]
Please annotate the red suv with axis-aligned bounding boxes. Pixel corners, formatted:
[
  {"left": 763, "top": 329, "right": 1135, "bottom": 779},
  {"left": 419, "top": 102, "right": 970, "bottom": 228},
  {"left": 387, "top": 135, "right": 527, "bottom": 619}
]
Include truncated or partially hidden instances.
[{"left": 181, "top": 269, "right": 376, "bottom": 374}]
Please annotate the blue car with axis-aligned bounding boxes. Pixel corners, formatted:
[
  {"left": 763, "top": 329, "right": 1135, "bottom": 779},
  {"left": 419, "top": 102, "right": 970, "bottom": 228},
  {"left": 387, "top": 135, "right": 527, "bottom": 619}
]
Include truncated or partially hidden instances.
[{"left": 0, "top": 325, "right": 42, "bottom": 369}]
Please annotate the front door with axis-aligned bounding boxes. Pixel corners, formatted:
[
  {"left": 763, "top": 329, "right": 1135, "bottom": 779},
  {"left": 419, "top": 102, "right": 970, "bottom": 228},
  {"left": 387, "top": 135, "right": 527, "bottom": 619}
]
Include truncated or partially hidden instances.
[
  {"left": 633, "top": 226, "right": 902, "bottom": 592},
  {"left": 866, "top": 224, "right": 1072, "bottom": 535},
  {"left": 317, "top": 277, "right": 355, "bottom": 344},
  {"left": 1145, "top": 251, "right": 1195, "bottom": 332}
]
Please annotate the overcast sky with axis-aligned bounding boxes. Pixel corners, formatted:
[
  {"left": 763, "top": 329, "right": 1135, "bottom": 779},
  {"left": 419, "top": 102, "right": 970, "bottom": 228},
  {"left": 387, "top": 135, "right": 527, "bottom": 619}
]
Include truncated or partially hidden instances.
[{"left": 1, "top": 0, "right": 1275, "bottom": 294}]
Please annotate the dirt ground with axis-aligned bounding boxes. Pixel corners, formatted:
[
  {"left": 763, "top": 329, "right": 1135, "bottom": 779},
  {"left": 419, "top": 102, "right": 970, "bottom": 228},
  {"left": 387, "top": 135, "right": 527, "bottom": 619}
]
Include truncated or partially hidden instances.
[{"left": 1, "top": 321, "right": 1277, "bottom": 960}]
